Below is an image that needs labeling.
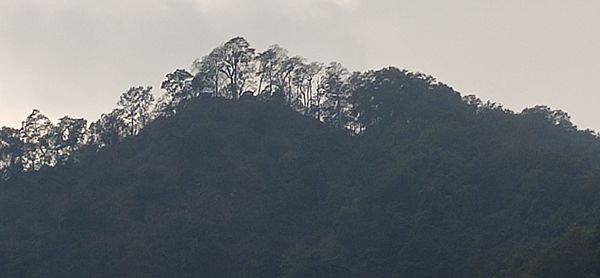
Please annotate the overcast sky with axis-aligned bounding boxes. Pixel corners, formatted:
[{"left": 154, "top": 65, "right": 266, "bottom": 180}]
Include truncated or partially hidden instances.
[{"left": 1, "top": 0, "right": 599, "bottom": 130}]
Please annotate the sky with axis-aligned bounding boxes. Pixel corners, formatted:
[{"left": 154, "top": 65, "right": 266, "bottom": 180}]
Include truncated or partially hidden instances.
[{"left": 1, "top": 0, "right": 599, "bottom": 130}]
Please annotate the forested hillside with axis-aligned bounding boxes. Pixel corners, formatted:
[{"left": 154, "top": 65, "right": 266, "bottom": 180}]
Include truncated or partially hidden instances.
[{"left": 1, "top": 38, "right": 600, "bottom": 277}]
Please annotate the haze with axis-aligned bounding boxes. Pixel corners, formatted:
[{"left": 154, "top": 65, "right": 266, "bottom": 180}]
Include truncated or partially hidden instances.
[{"left": 1, "top": 0, "right": 599, "bottom": 130}]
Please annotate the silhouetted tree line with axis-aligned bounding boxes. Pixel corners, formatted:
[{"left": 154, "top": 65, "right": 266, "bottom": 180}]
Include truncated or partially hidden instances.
[{"left": 0, "top": 37, "right": 595, "bottom": 179}]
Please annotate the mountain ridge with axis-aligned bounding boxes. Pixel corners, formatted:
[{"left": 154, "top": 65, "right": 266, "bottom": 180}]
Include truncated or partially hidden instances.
[
  {"left": 1, "top": 38, "right": 600, "bottom": 278},
  {"left": 1, "top": 88, "right": 600, "bottom": 277}
]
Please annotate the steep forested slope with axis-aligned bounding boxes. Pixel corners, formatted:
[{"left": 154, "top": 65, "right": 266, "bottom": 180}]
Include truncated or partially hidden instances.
[{"left": 1, "top": 76, "right": 600, "bottom": 277}]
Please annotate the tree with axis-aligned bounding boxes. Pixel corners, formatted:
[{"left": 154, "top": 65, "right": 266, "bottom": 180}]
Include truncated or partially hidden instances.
[
  {"left": 522, "top": 105, "right": 575, "bottom": 130},
  {"left": 462, "top": 95, "right": 483, "bottom": 109},
  {"left": 19, "top": 109, "right": 56, "bottom": 171},
  {"left": 52, "top": 116, "right": 87, "bottom": 164},
  {"left": 256, "top": 45, "right": 288, "bottom": 96},
  {"left": 117, "top": 86, "right": 155, "bottom": 136},
  {"left": 218, "top": 37, "right": 256, "bottom": 99},
  {"left": 348, "top": 67, "right": 459, "bottom": 130},
  {"left": 191, "top": 48, "right": 225, "bottom": 98},
  {"left": 319, "top": 62, "right": 350, "bottom": 128},
  {"left": 277, "top": 56, "right": 305, "bottom": 105},
  {"left": 0, "top": 127, "right": 23, "bottom": 178},
  {"left": 292, "top": 61, "right": 323, "bottom": 114},
  {"left": 88, "top": 110, "right": 126, "bottom": 148},
  {"left": 156, "top": 69, "right": 194, "bottom": 117}
]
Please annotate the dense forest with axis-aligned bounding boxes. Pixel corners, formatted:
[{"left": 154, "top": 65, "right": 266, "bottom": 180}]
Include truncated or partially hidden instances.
[{"left": 1, "top": 37, "right": 600, "bottom": 277}]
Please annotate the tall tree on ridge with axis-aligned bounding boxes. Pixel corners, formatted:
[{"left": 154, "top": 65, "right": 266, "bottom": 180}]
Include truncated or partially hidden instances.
[
  {"left": 156, "top": 69, "right": 194, "bottom": 117},
  {"left": 319, "top": 62, "right": 350, "bottom": 128},
  {"left": 256, "top": 45, "right": 288, "bottom": 96},
  {"left": 87, "top": 109, "right": 126, "bottom": 148},
  {"left": 19, "top": 109, "right": 55, "bottom": 171},
  {"left": 117, "top": 86, "right": 155, "bottom": 136},
  {"left": 522, "top": 105, "right": 575, "bottom": 129},
  {"left": 192, "top": 48, "right": 225, "bottom": 98},
  {"left": 52, "top": 116, "right": 87, "bottom": 164},
  {"left": 0, "top": 127, "right": 23, "bottom": 178},
  {"left": 292, "top": 61, "right": 323, "bottom": 114},
  {"left": 277, "top": 55, "right": 305, "bottom": 105},
  {"left": 219, "top": 37, "right": 256, "bottom": 99}
]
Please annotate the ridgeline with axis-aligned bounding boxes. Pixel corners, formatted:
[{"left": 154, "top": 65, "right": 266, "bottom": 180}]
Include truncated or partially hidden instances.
[{"left": 1, "top": 38, "right": 600, "bottom": 277}]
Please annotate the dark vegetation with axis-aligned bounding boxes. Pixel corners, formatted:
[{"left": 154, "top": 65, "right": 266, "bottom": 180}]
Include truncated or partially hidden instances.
[{"left": 1, "top": 37, "right": 600, "bottom": 277}]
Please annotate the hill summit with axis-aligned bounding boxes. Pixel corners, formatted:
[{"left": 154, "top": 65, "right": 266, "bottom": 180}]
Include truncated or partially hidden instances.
[{"left": 1, "top": 38, "right": 600, "bottom": 277}]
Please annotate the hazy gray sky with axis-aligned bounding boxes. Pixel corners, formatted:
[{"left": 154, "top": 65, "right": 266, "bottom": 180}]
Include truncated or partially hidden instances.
[{"left": 1, "top": 0, "right": 599, "bottom": 130}]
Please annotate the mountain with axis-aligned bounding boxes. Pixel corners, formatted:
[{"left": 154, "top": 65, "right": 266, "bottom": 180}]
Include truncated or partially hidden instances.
[{"left": 1, "top": 68, "right": 600, "bottom": 277}]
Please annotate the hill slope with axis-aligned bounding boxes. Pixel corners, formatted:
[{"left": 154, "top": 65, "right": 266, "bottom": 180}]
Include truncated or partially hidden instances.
[{"left": 1, "top": 91, "right": 600, "bottom": 277}]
